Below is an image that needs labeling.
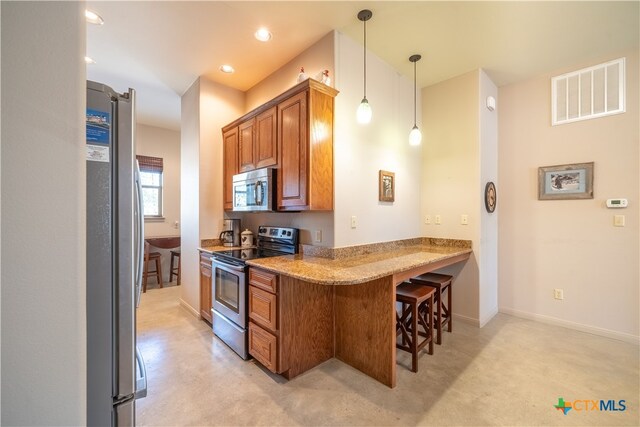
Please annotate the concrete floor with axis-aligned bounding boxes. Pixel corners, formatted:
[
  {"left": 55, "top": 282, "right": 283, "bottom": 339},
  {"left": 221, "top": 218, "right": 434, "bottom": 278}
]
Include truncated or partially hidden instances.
[{"left": 136, "top": 286, "right": 639, "bottom": 426}]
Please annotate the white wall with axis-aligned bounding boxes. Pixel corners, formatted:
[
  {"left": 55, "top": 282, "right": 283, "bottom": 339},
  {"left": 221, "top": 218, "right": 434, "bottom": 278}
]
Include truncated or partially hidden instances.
[
  {"left": 498, "top": 50, "right": 639, "bottom": 343},
  {"left": 137, "top": 124, "right": 181, "bottom": 237},
  {"left": 1, "top": 2, "right": 87, "bottom": 424},
  {"left": 333, "top": 31, "right": 422, "bottom": 248}
]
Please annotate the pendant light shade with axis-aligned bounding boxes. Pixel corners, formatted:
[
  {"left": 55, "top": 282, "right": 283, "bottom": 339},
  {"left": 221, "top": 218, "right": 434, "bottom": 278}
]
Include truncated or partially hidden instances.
[
  {"left": 357, "top": 10, "right": 373, "bottom": 124},
  {"left": 409, "top": 54, "right": 422, "bottom": 146},
  {"left": 357, "top": 98, "right": 372, "bottom": 124}
]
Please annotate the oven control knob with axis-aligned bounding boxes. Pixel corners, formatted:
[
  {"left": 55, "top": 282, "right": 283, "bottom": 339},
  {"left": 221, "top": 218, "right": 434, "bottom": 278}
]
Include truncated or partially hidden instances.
[
  {"left": 259, "top": 227, "right": 266, "bottom": 233},
  {"left": 286, "top": 231, "right": 291, "bottom": 236}
]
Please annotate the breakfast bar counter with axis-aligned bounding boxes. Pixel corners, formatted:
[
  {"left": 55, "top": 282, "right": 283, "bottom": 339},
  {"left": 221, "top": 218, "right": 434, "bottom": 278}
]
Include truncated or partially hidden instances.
[
  {"left": 245, "top": 238, "right": 472, "bottom": 388},
  {"left": 246, "top": 243, "right": 471, "bottom": 286}
]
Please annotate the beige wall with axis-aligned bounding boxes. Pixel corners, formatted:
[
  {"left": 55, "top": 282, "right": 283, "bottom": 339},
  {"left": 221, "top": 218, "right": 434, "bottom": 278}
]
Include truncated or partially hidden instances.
[
  {"left": 498, "top": 50, "right": 639, "bottom": 342},
  {"left": 200, "top": 78, "right": 246, "bottom": 241},
  {"left": 137, "top": 124, "right": 181, "bottom": 282},
  {"left": 180, "top": 79, "right": 202, "bottom": 315},
  {"left": 231, "top": 32, "right": 336, "bottom": 247},
  {"left": 422, "top": 70, "right": 481, "bottom": 324},
  {"left": 1, "top": 1, "right": 87, "bottom": 424},
  {"left": 245, "top": 32, "right": 335, "bottom": 112},
  {"left": 137, "top": 124, "right": 181, "bottom": 237},
  {"left": 180, "top": 77, "right": 244, "bottom": 314}
]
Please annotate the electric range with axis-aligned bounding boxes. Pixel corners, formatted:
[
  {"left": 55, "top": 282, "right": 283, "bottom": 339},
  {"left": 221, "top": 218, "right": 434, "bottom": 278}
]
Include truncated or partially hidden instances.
[{"left": 210, "top": 226, "right": 298, "bottom": 359}]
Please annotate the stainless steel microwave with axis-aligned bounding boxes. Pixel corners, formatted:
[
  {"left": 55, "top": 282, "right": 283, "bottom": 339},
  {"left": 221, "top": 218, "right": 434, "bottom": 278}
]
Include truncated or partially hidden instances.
[{"left": 232, "top": 168, "right": 275, "bottom": 212}]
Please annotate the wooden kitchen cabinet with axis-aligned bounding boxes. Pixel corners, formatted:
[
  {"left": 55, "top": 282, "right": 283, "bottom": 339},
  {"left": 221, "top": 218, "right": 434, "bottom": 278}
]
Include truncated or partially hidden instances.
[
  {"left": 199, "top": 252, "right": 213, "bottom": 323},
  {"left": 222, "top": 79, "right": 337, "bottom": 212},
  {"left": 247, "top": 267, "right": 334, "bottom": 379},
  {"left": 238, "top": 106, "right": 277, "bottom": 173},
  {"left": 248, "top": 267, "right": 282, "bottom": 373},
  {"left": 277, "top": 80, "right": 337, "bottom": 211},
  {"left": 255, "top": 107, "right": 277, "bottom": 169},
  {"left": 223, "top": 127, "right": 239, "bottom": 210},
  {"left": 238, "top": 119, "right": 256, "bottom": 172}
]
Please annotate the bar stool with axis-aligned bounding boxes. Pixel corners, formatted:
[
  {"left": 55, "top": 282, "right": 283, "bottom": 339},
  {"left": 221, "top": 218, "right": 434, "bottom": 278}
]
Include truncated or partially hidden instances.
[
  {"left": 395, "top": 281, "right": 436, "bottom": 372},
  {"left": 410, "top": 273, "right": 453, "bottom": 345},
  {"left": 143, "top": 241, "right": 163, "bottom": 292},
  {"left": 169, "top": 249, "right": 181, "bottom": 285}
]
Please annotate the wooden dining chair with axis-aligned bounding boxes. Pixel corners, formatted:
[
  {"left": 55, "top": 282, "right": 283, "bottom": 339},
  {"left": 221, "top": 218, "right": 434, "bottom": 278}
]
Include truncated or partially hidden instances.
[{"left": 143, "top": 241, "right": 163, "bottom": 292}]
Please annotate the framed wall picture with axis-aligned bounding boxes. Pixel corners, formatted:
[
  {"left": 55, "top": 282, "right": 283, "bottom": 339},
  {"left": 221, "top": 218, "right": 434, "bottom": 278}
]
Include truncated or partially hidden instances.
[
  {"left": 538, "top": 162, "right": 594, "bottom": 200},
  {"left": 379, "top": 170, "right": 395, "bottom": 202}
]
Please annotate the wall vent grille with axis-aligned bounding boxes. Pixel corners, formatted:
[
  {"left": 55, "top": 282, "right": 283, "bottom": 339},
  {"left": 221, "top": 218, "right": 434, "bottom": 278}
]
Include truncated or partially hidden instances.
[{"left": 551, "top": 57, "right": 625, "bottom": 126}]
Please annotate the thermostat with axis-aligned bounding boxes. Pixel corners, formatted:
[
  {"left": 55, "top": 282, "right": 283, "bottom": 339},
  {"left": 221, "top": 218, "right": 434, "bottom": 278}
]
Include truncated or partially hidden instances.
[{"left": 606, "top": 198, "right": 628, "bottom": 208}]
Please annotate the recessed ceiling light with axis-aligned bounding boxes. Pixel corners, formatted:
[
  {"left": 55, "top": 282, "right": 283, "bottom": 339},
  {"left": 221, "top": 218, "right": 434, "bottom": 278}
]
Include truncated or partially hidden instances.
[
  {"left": 85, "top": 56, "right": 96, "bottom": 64},
  {"left": 219, "top": 65, "right": 235, "bottom": 73},
  {"left": 85, "top": 9, "right": 104, "bottom": 25},
  {"left": 254, "top": 28, "right": 272, "bottom": 42}
]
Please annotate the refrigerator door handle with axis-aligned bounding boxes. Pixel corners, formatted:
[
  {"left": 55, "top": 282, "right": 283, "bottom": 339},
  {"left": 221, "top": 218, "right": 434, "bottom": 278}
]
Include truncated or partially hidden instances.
[
  {"left": 134, "top": 160, "right": 144, "bottom": 307},
  {"left": 135, "top": 346, "right": 148, "bottom": 399}
]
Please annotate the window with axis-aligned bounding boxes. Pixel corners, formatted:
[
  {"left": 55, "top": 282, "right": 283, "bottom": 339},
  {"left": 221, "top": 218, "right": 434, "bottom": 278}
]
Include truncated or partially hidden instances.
[
  {"left": 136, "top": 155, "right": 164, "bottom": 219},
  {"left": 552, "top": 57, "right": 625, "bottom": 125}
]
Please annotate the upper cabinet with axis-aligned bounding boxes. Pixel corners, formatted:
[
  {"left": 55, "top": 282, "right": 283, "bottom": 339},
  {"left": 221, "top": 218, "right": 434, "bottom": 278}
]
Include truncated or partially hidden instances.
[
  {"left": 238, "top": 119, "right": 256, "bottom": 172},
  {"left": 255, "top": 107, "right": 277, "bottom": 169},
  {"left": 222, "top": 127, "right": 239, "bottom": 210},
  {"left": 222, "top": 79, "right": 338, "bottom": 212}
]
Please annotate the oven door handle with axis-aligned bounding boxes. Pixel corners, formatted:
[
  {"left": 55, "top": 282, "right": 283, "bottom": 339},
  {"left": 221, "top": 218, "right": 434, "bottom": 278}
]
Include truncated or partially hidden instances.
[{"left": 211, "top": 257, "right": 246, "bottom": 272}]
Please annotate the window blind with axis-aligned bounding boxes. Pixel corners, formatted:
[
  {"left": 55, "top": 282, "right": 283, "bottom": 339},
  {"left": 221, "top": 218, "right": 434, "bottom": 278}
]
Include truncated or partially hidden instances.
[{"left": 136, "top": 155, "right": 163, "bottom": 173}]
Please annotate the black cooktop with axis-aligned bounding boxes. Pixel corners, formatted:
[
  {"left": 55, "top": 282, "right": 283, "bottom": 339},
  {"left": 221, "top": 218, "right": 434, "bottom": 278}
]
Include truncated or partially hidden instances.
[
  {"left": 213, "top": 247, "right": 286, "bottom": 262},
  {"left": 213, "top": 226, "right": 299, "bottom": 264}
]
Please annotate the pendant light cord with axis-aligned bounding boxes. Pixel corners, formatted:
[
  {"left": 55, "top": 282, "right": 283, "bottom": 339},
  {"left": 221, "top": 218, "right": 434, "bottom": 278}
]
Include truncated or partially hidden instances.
[
  {"left": 413, "top": 61, "right": 418, "bottom": 126},
  {"left": 363, "top": 19, "right": 367, "bottom": 99}
]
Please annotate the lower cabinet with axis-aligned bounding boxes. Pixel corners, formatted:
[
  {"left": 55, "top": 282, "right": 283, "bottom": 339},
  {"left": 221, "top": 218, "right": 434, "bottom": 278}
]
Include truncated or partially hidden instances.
[
  {"left": 199, "top": 252, "right": 212, "bottom": 323},
  {"left": 248, "top": 322, "right": 278, "bottom": 372},
  {"left": 248, "top": 267, "right": 283, "bottom": 373}
]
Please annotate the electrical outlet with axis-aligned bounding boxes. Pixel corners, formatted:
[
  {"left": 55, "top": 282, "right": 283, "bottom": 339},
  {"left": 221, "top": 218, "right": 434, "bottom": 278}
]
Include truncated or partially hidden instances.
[
  {"left": 425, "top": 215, "right": 431, "bottom": 225},
  {"left": 315, "top": 230, "right": 322, "bottom": 243},
  {"left": 350, "top": 215, "right": 357, "bottom": 229},
  {"left": 461, "top": 214, "right": 468, "bottom": 225},
  {"left": 554, "top": 289, "right": 564, "bottom": 300},
  {"left": 435, "top": 215, "right": 441, "bottom": 225}
]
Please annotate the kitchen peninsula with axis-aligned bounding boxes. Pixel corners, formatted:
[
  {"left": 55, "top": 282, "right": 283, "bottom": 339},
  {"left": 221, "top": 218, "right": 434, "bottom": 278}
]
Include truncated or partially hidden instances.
[{"left": 244, "top": 238, "right": 471, "bottom": 388}]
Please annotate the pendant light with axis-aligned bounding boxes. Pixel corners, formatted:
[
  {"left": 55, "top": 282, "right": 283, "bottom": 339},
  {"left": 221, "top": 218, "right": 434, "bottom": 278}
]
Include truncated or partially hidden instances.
[
  {"left": 356, "top": 9, "right": 373, "bottom": 124},
  {"left": 409, "top": 54, "right": 422, "bottom": 146}
]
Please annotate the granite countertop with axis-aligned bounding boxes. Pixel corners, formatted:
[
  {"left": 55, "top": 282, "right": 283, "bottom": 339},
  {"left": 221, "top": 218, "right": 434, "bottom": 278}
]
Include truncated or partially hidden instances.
[{"left": 246, "top": 244, "right": 472, "bottom": 285}]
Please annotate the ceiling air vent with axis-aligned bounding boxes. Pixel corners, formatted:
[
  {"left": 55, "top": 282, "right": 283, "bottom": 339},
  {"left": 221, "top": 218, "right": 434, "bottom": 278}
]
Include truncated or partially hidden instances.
[{"left": 551, "top": 57, "right": 625, "bottom": 126}]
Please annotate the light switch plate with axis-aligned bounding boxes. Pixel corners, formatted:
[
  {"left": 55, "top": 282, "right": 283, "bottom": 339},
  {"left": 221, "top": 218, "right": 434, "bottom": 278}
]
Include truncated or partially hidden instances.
[
  {"left": 614, "top": 215, "right": 625, "bottom": 227},
  {"left": 425, "top": 215, "right": 431, "bottom": 225},
  {"left": 461, "top": 214, "right": 468, "bottom": 225},
  {"left": 350, "top": 215, "right": 357, "bottom": 229}
]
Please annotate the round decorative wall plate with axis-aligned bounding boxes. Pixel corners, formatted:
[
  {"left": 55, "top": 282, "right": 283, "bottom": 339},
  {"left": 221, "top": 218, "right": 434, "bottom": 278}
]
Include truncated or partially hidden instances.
[{"left": 485, "top": 181, "right": 496, "bottom": 213}]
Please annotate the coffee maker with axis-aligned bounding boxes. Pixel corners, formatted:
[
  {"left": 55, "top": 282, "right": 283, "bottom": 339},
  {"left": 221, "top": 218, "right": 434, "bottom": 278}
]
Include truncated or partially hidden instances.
[{"left": 219, "top": 219, "right": 241, "bottom": 247}]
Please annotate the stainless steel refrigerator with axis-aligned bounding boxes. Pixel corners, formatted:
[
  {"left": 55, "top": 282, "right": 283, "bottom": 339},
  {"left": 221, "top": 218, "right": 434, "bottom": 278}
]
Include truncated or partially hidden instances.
[{"left": 86, "top": 81, "right": 147, "bottom": 426}]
